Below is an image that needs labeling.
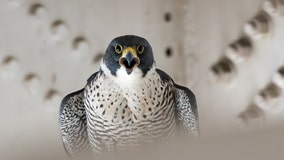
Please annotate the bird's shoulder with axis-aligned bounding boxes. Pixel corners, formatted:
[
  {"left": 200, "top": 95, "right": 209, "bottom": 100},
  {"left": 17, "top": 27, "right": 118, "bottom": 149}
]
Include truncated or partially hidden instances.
[
  {"left": 155, "top": 69, "right": 195, "bottom": 100},
  {"left": 59, "top": 88, "right": 85, "bottom": 116},
  {"left": 174, "top": 83, "right": 196, "bottom": 102},
  {"left": 60, "top": 71, "right": 100, "bottom": 115},
  {"left": 86, "top": 71, "right": 100, "bottom": 85},
  {"left": 155, "top": 69, "right": 173, "bottom": 83}
]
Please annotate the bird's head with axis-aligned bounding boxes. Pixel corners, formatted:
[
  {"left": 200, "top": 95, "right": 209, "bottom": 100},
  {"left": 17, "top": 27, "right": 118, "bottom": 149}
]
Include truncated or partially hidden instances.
[{"left": 101, "top": 35, "right": 154, "bottom": 77}]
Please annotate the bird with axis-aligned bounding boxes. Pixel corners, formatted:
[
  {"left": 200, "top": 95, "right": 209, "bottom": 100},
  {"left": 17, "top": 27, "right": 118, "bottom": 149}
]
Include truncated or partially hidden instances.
[{"left": 59, "top": 35, "right": 199, "bottom": 157}]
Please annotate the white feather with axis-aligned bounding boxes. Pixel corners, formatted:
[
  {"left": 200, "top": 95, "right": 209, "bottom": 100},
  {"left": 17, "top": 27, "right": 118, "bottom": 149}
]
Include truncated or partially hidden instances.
[
  {"left": 100, "top": 61, "right": 156, "bottom": 91},
  {"left": 100, "top": 61, "right": 158, "bottom": 119}
]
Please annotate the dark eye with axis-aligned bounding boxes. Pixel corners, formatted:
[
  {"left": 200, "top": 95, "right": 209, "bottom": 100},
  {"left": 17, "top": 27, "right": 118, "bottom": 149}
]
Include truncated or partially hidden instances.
[
  {"left": 137, "top": 45, "right": 144, "bottom": 54},
  {"left": 115, "top": 44, "right": 123, "bottom": 54}
]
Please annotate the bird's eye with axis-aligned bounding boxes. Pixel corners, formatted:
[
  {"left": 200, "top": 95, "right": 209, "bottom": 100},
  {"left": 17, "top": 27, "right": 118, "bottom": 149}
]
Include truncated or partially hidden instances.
[
  {"left": 115, "top": 44, "right": 123, "bottom": 54},
  {"left": 137, "top": 45, "right": 144, "bottom": 54}
]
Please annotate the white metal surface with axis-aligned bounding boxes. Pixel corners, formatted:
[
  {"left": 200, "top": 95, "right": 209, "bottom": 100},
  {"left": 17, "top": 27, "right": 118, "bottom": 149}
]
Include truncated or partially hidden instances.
[{"left": 184, "top": 0, "right": 284, "bottom": 134}]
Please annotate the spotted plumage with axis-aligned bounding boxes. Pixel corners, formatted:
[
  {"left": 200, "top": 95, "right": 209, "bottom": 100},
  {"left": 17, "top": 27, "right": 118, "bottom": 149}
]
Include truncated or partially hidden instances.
[{"left": 59, "top": 35, "right": 199, "bottom": 157}]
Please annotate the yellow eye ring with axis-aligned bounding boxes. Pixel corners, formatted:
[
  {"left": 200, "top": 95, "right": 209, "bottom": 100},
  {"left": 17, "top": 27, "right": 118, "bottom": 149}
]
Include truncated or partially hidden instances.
[
  {"left": 137, "top": 45, "right": 144, "bottom": 54},
  {"left": 115, "top": 44, "right": 123, "bottom": 54}
]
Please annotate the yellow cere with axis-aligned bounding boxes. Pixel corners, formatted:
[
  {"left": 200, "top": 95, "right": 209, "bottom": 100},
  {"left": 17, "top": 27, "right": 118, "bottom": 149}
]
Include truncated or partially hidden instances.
[{"left": 121, "top": 47, "right": 138, "bottom": 58}]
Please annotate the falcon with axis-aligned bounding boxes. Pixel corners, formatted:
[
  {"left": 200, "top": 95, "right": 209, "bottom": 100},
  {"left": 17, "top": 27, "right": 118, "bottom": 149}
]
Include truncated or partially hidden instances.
[{"left": 59, "top": 35, "right": 199, "bottom": 157}]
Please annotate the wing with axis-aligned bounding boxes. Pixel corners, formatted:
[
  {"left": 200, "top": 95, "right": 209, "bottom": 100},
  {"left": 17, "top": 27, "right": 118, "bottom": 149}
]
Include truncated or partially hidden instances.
[
  {"left": 59, "top": 88, "right": 90, "bottom": 157},
  {"left": 59, "top": 72, "right": 99, "bottom": 157},
  {"left": 174, "top": 84, "right": 199, "bottom": 136},
  {"left": 156, "top": 69, "right": 199, "bottom": 136}
]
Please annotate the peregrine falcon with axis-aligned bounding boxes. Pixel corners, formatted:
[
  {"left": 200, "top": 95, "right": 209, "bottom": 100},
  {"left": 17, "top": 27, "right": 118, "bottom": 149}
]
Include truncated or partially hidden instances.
[{"left": 59, "top": 35, "right": 199, "bottom": 157}]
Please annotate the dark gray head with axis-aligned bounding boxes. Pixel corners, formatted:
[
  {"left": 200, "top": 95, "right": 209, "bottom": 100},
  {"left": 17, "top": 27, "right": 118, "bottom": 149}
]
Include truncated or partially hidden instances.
[{"left": 102, "top": 35, "right": 154, "bottom": 77}]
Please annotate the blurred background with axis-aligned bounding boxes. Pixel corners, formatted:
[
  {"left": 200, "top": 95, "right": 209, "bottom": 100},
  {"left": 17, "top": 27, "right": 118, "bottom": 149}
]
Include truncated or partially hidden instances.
[{"left": 1, "top": 0, "right": 284, "bottom": 159}]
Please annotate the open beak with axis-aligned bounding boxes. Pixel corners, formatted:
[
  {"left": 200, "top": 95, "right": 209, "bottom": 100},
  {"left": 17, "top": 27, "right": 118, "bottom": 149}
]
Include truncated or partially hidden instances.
[{"left": 119, "top": 47, "right": 140, "bottom": 74}]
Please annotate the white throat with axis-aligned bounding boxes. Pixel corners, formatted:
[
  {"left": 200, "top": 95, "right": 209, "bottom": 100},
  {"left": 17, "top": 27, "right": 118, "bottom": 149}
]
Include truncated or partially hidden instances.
[
  {"left": 100, "top": 61, "right": 156, "bottom": 91},
  {"left": 100, "top": 61, "right": 158, "bottom": 120}
]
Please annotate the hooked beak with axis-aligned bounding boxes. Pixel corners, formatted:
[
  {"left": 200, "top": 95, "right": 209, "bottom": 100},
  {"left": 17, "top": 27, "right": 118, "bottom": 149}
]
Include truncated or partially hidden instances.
[{"left": 119, "top": 47, "right": 140, "bottom": 74}]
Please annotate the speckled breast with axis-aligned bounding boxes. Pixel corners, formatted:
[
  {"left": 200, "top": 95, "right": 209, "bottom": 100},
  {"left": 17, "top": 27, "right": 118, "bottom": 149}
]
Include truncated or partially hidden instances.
[{"left": 84, "top": 72, "right": 177, "bottom": 152}]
